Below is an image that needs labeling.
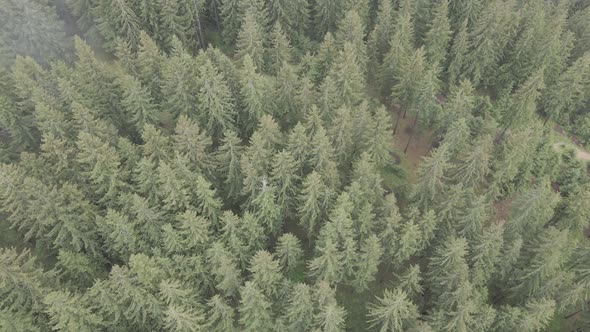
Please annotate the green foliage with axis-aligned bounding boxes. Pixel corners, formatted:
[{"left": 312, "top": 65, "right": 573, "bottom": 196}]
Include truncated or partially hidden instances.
[
  {"left": 367, "top": 288, "right": 419, "bottom": 332},
  {"left": 238, "top": 281, "right": 274, "bottom": 332},
  {"left": 0, "top": 0, "right": 69, "bottom": 67},
  {"left": 236, "top": 9, "right": 266, "bottom": 70},
  {"left": 2, "top": 2, "right": 590, "bottom": 331}
]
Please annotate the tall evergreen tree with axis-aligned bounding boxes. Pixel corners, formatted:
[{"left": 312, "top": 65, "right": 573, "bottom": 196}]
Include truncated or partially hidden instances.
[
  {"left": 197, "top": 59, "right": 236, "bottom": 139},
  {"left": 367, "top": 288, "right": 420, "bottom": 332},
  {"left": 328, "top": 42, "right": 365, "bottom": 107},
  {"left": 236, "top": 8, "right": 266, "bottom": 70},
  {"left": 424, "top": 0, "right": 452, "bottom": 67},
  {"left": 238, "top": 281, "right": 274, "bottom": 332}
]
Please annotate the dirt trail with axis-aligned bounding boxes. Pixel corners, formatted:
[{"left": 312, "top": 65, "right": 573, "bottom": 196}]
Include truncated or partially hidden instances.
[{"left": 553, "top": 143, "right": 590, "bottom": 161}]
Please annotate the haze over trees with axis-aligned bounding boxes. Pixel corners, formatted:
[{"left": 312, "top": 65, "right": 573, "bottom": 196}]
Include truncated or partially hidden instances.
[{"left": 1, "top": 0, "right": 590, "bottom": 331}]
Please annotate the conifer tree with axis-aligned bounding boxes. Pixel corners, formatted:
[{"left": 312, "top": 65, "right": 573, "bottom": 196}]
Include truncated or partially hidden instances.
[
  {"left": 163, "top": 304, "right": 204, "bottom": 332},
  {"left": 118, "top": 74, "right": 158, "bottom": 130},
  {"left": 315, "top": 302, "right": 347, "bottom": 332},
  {"left": 220, "top": 0, "right": 242, "bottom": 44},
  {"left": 267, "top": 23, "right": 292, "bottom": 75},
  {"left": 498, "top": 69, "right": 545, "bottom": 142},
  {"left": 249, "top": 250, "right": 283, "bottom": 297},
  {"left": 453, "top": 135, "right": 492, "bottom": 189},
  {"left": 205, "top": 295, "right": 235, "bottom": 332},
  {"left": 0, "top": 0, "right": 69, "bottom": 67},
  {"left": 0, "top": 248, "right": 47, "bottom": 316},
  {"left": 314, "top": 32, "right": 338, "bottom": 83},
  {"left": 510, "top": 227, "right": 571, "bottom": 302},
  {"left": 336, "top": 10, "right": 367, "bottom": 73},
  {"left": 101, "top": 209, "right": 137, "bottom": 261},
  {"left": 239, "top": 55, "right": 272, "bottom": 133},
  {"left": 284, "top": 283, "right": 314, "bottom": 331},
  {"left": 266, "top": 0, "right": 309, "bottom": 36},
  {"left": 364, "top": 106, "right": 394, "bottom": 168},
  {"left": 314, "top": 0, "right": 347, "bottom": 36},
  {"left": 270, "top": 150, "right": 299, "bottom": 214},
  {"left": 275, "top": 233, "right": 304, "bottom": 275},
  {"left": 310, "top": 125, "right": 340, "bottom": 189},
  {"left": 94, "top": 0, "right": 141, "bottom": 51},
  {"left": 216, "top": 130, "right": 243, "bottom": 200},
  {"left": 464, "top": 0, "right": 517, "bottom": 86},
  {"left": 44, "top": 290, "right": 103, "bottom": 332},
  {"left": 413, "top": 143, "right": 451, "bottom": 209},
  {"left": 308, "top": 238, "right": 343, "bottom": 285},
  {"left": 328, "top": 106, "right": 354, "bottom": 167},
  {"left": 328, "top": 42, "right": 366, "bottom": 107},
  {"left": 541, "top": 53, "right": 590, "bottom": 126},
  {"left": 397, "top": 265, "right": 424, "bottom": 300},
  {"left": 236, "top": 8, "right": 265, "bottom": 70},
  {"left": 380, "top": 12, "right": 415, "bottom": 96},
  {"left": 160, "top": 39, "right": 199, "bottom": 117},
  {"left": 136, "top": 31, "right": 164, "bottom": 99},
  {"left": 447, "top": 19, "right": 469, "bottom": 86},
  {"left": 424, "top": 0, "right": 452, "bottom": 67},
  {"left": 70, "top": 102, "right": 118, "bottom": 146},
  {"left": 367, "top": 288, "right": 420, "bottom": 332},
  {"left": 354, "top": 234, "right": 383, "bottom": 292},
  {"left": 367, "top": 0, "right": 395, "bottom": 67},
  {"left": 197, "top": 59, "right": 236, "bottom": 139},
  {"left": 173, "top": 115, "right": 213, "bottom": 174},
  {"left": 238, "top": 281, "right": 274, "bottom": 332},
  {"left": 194, "top": 175, "right": 222, "bottom": 224},
  {"left": 470, "top": 223, "right": 504, "bottom": 287},
  {"left": 206, "top": 242, "right": 242, "bottom": 297},
  {"left": 507, "top": 178, "right": 559, "bottom": 239},
  {"left": 287, "top": 122, "right": 311, "bottom": 175}
]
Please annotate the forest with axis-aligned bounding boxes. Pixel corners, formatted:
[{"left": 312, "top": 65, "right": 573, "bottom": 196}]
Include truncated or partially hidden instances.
[{"left": 1, "top": 0, "right": 590, "bottom": 331}]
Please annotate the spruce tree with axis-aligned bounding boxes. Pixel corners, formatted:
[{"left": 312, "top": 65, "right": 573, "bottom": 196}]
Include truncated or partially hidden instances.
[
  {"left": 424, "top": 0, "right": 452, "bottom": 67},
  {"left": 314, "top": 0, "right": 347, "bottom": 36},
  {"left": 239, "top": 55, "right": 272, "bottom": 133},
  {"left": 367, "top": 288, "right": 420, "bottom": 332},
  {"left": 283, "top": 283, "right": 314, "bottom": 331},
  {"left": 367, "top": 0, "right": 395, "bottom": 67},
  {"left": 308, "top": 238, "right": 343, "bottom": 285},
  {"left": 94, "top": 0, "right": 141, "bottom": 51},
  {"left": 118, "top": 74, "right": 158, "bottom": 130},
  {"left": 220, "top": 0, "right": 242, "bottom": 44},
  {"left": 336, "top": 10, "right": 367, "bottom": 73},
  {"left": 267, "top": 23, "right": 292, "bottom": 75},
  {"left": 236, "top": 8, "right": 266, "bottom": 70},
  {"left": 44, "top": 290, "right": 103, "bottom": 332},
  {"left": 447, "top": 19, "right": 469, "bottom": 86},
  {"left": 315, "top": 302, "right": 347, "bottom": 332},
  {"left": 215, "top": 130, "right": 243, "bottom": 200},
  {"left": 173, "top": 115, "right": 213, "bottom": 174},
  {"left": 275, "top": 233, "right": 304, "bottom": 275},
  {"left": 498, "top": 68, "right": 545, "bottom": 142},
  {"left": 238, "top": 281, "right": 274, "bottom": 332},
  {"left": 328, "top": 42, "right": 366, "bottom": 107},
  {"left": 413, "top": 143, "right": 451, "bottom": 209},
  {"left": 205, "top": 295, "right": 235, "bottom": 332},
  {"left": 197, "top": 59, "right": 236, "bottom": 139},
  {"left": 353, "top": 234, "right": 383, "bottom": 292}
]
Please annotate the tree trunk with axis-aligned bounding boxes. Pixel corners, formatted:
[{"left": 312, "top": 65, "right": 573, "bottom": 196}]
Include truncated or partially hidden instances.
[
  {"left": 393, "top": 109, "right": 401, "bottom": 135},
  {"left": 495, "top": 125, "right": 509, "bottom": 144},
  {"left": 404, "top": 116, "right": 419, "bottom": 153},
  {"left": 193, "top": 0, "right": 206, "bottom": 49},
  {"left": 543, "top": 114, "right": 551, "bottom": 127},
  {"left": 403, "top": 108, "right": 408, "bottom": 119}
]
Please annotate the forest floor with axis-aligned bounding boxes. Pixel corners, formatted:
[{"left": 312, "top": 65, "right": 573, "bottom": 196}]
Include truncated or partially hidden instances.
[
  {"left": 391, "top": 112, "right": 434, "bottom": 182},
  {"left": 552, "top": 124, "right": 590, "bottom": 162}
]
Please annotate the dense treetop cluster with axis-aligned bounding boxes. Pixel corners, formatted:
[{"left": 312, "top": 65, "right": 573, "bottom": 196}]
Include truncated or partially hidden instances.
[{"left": 1, "top": 0, "right": 590, "bottom": 331}]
